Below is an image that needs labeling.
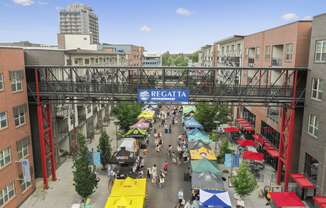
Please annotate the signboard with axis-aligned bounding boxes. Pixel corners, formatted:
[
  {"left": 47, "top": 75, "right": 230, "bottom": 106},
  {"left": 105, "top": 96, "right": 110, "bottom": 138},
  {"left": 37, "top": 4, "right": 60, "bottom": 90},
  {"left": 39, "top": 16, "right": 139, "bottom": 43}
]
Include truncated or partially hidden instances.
[
  {"left": 224, "top": 154, "right": 240, "bottom": 168},
  {"left": 137, "top": 88, "right": 189, "bottom": 103},
  {"left": 93, "top": 152, "right": 101, "bottom": 167},
  {"left": 21, "top": 159, "right": 31, "bottom": 183},
  {"left": 232, "top": 154, "right": 240, "bottom": 168}
]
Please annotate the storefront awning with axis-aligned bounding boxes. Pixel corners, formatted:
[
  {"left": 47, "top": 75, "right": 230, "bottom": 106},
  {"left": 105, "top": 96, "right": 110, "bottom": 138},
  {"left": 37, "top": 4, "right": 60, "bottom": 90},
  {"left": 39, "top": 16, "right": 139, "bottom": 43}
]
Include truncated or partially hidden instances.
[
  {"left": 290, "top": 173, "right": 316, "bottom": 189},
  {"left": 236, "top": 118, "right": 245, "bottom": 122},
  {"left": 223, "top": 126, "right": 240, "bottom": 133},
  {"left": 237, "top": 139, "right": 256, "bottom": 147},
  {"left": 269, "top": 192, "right": 305, "bottom": 207},
  {"left": 265, "top": 148, "right": 279, "bottom": 158},
  {"left": 314, "top": 196, "right": 326, "bottom": 208},
  {"left": 253, "top": 134, "right": 264, "bottom": 145},
  {"left": 242, "top": 151, "right": 264, "bottom": 161}
]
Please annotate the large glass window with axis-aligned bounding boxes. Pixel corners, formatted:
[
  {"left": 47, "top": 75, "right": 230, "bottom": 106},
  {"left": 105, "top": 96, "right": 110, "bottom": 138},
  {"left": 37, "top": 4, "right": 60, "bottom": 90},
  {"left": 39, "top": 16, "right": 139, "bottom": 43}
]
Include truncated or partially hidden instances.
[
  {"left": 315, "top": 40, "right": 326, "bottom": 63},
  {"left": 0, "top": 112, "right": 8, "bottom": 129},
  {"left": 19, "top": 174, "right": 31, "bottom": 192},
  {"left": 261, "top": 121, "right": 280, "bottom": 148},
  {"left": 13, "top": 104, "right": 27, "bottom": 127},
  {"left": 285, "top": 44, "right": 293, "bottom": 61},
  {"left": 17, "top": 137, "right": 29, "bottom": 160},
  {"left": 265, "top": 46, "right": 271, "bottom": 61},
  {"left": 0, "top": 183, "right": 15, "bottom": 206},
  {"left": 9, "top": 70, "right": 23, "bottom": 92},
  {"left": 308, "top": 113, "right": 319, "bottom": 138},
  {"left": 0, "top": 147, "right": 11, "bottom": 169},
  {"left": 242, "top": 107, "right": 256, "bottom": 128},
  {"left": 0, "top": 73, "right": 4, "bottom": 91},
  {"left": 311, "top": 77, "right": 323, "bottom": 101},
  {"left": 304, "top": 153, "right": 318, "bottom": 184}
]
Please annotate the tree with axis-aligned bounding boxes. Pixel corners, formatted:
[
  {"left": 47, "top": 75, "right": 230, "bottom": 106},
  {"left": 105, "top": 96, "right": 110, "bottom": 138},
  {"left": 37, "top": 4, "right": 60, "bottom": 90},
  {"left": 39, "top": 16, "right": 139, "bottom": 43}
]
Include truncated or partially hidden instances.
[
  {"left": 194, "top": 103, "right": 231, "bottom": 132},
  {"left": 97, "top": 131, "right": 112, "bottom": 169},
  {"left": 111, "top": 102, "right": 142, "bottom": 132},
  {"left": 73, "top": 133, "right": 98, "bottom": 202},
  {"left": 218, "top": 139, "right": 232, "bottom": 163},
  {"left": 232, "top": 162, "right": 257, "bottom": 198}
]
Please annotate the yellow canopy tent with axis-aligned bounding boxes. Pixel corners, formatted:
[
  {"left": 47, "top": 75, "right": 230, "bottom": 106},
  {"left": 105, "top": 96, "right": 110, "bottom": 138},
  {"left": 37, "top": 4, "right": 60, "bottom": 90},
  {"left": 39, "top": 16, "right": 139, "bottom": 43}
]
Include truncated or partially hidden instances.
[
  {"left": 105, "top": 196, "right": 145, "bottom": 208},
  {"left": 190, "top": 147, "right": 217, "bottom": 160},
  {"left": 137, "top": 111, "right": 155, "bottom": 120}
]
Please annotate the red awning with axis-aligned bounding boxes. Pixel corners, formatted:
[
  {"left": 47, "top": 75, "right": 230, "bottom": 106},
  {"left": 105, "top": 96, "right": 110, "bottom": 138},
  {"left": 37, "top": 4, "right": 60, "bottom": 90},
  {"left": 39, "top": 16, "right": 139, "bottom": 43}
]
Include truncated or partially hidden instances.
[
  {"left": 237, "top": 139, "right": 256, "bottom": 147},
  {"left": 242, "top": 151, "right": 264, "bottom": 161},
  {"left": 314, "top": 196, "right": 326, "bottom": 207},
  {"left": 270, "top": 192, "right": 305, "bottom": 207},
  {"left": 236, "top": 118, "right": 245, "bottom": 122},
  {"left": 290, "top": 173, "right": 316, "bottom": 189},
  {"left": 265, "top": 148, "right": 279, "bottom": 158},
  {"left": 253, "top": 134, "right": 264, "bottom": 145},
  {"left": 224, "top": 126, "right": 240, "bottom": 133}
]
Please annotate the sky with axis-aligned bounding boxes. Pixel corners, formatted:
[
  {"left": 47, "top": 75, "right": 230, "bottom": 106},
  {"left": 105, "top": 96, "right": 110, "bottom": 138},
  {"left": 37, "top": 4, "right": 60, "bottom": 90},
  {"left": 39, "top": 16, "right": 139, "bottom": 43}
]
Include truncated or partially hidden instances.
[{"left": 0, "top": 0, "right": 325, "bottom": 53}]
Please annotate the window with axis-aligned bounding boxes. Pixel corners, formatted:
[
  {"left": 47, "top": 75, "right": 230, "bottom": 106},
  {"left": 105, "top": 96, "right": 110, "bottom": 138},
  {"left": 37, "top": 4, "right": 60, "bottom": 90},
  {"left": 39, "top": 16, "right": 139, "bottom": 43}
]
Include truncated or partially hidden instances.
[
  {"left": 0, "top": 112, "right": 8, "bottom": 129},
  {"left": 0, "top": 147, "right": 11, "bottom": 168},
  {"left": 17, "top": 137, "right": 29, "bottom": 160},
  {"left": 13, "top": 104, "right": 27, "bottom": 127},
  {"left": 285, "top": 44, "right": 293, "bottom": 61},
  {"left": 84, "top": 59, "right": 89, "bottom": 65},
  {"left": 0, "top": 183, "right": 15, "bottom": 206},
  {"left": 315, "top": 40, "right": 326, "bottom": 63},
  {"left": 0, "top": 73, "right": 4, "bottom": 91},
  {"left": 265, "top": 46, "right": 271, "bottom": 60},
  {"left": 19, "top": 174, "right": 31, "bottom": 192},
  {"left": 86, "top": 105, "right": 91, "bottom": 114},
  {"left": 237, "top": 44, "right": 241, "bottom": 54},
  {"left": 256, "top": 47, "right": 260, "bottom": 59},
  {"left": 311, "top": 77, "right": 323, "bottom": 100},
  {"left": 308, "top": 114, "right": 319, "bottom": 138},
  {"left": 9, "top": 70, "right": 23, "bottom": 92}
]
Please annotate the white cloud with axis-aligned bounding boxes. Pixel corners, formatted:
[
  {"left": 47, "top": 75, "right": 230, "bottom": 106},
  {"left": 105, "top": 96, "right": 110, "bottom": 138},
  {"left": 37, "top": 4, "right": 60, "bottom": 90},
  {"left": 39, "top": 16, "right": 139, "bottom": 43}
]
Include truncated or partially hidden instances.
[
  {"left": 282, "top": 13, "right": 299, "bottom": 21},
  {"left": 302, "top": 16, "right": 313, "bottom": 20},
  {"left": 176, "top": 8, "right": 192, "bottom": 16},
  {"left": 140, "top": 25, "right": 151, "bottom": 32},
  {"left": 12, "top": 0, "right": 34, "bottom": 6}
]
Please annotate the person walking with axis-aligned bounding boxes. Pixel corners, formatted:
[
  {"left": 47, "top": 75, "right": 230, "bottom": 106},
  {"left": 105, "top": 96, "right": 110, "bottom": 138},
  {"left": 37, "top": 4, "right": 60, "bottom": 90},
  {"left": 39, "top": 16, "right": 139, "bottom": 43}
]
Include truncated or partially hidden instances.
[
  {"left": 151, "top": 164, "right": 158, "bottom": 184},
  {"left": 168, "top": 145, "right": 173, "bottom": 158}
]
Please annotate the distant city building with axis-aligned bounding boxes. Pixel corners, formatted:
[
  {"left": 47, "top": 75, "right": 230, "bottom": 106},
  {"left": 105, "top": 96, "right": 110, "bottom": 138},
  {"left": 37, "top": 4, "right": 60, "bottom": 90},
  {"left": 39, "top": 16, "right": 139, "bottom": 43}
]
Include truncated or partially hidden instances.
[
  {"left": 215, "top": 35, "right": 244, "bottom": 67},
  {"left": 198, "top": 45, "right": 214, "bottom": 67},
  {"left": 102, "top": 44, "right": 144, "bottom": 66},
  {"left": 299, "top": 13, "right": 326, "bottom": 195},
  {"left": 59, "top": 4, "right": 99, "bottom": 44},
  {"left": 0, "top": 41, "right": 57, "bottom": 48},
  {"left": 57, "top": 34, "right": 98, "bottom": 50},
  {"left": 0, "top": 47, "right": 36, "bottom": 207},
  {"left": 143, "top": 53, "right": 162, "bottom": 66}
]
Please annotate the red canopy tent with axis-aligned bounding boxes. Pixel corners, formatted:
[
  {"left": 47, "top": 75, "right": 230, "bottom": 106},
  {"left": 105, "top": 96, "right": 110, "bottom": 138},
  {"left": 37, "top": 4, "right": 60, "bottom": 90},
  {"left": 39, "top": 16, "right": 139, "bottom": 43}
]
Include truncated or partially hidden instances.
[
  {"left": 253, "top": 134, "right": 264, "bottom": 145},
  {"left": 244, "top": 126, "right": 255, "bottom": 132},
  {"left": 242, "top": 151, "right": 264, "bottom": 161},
  {"left": 224, "top": 126, "right": 240, "bottom": 133},
  {"left": 236, "top": 139, "right": 256, "bottom": 147},
  {"left": 264, "top": 147, "right": 279, "bottom": 158},
  {"left": 236, "top": 118, "right": 246, "bottom": 122},
  {"left": 314, "top": 196, "right": 326, "bottom": 208},
  {"left": 269, "top": 192, "right": 305, "bottom": 207}
]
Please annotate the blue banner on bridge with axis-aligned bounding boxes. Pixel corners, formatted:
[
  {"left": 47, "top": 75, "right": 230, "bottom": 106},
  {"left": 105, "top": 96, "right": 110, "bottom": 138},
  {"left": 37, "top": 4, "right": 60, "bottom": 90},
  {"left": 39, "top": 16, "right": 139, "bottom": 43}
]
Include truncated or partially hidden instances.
[{"left": 137, "top": 88, "right": 189, "bottom": 103}]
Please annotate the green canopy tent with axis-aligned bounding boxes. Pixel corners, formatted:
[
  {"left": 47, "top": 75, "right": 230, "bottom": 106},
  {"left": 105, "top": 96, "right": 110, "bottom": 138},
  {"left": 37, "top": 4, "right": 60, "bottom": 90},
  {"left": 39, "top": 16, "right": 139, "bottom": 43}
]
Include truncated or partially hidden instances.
[
  {"left": 124, "top": 128, "right": 147, "bottom": 139},
  {"left": 183, "top": 105, "right": 196, "bottom": 116},
  {"left": 191, "top": 159, "right": 221, "bottom": 176}
]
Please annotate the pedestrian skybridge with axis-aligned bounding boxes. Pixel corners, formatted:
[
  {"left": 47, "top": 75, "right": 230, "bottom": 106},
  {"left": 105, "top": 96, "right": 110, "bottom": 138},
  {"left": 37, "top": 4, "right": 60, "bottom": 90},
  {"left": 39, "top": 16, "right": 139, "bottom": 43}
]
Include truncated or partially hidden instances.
[{"left": 26, "top": 66, "right": 307, "bottom": 106}]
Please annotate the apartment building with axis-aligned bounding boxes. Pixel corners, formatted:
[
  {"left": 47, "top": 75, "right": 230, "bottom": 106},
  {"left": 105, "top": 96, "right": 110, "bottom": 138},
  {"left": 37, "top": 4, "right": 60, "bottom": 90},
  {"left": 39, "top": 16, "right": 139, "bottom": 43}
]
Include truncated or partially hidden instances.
[
  {"left": 298, "top": 14, "right": 326, "bottom": 195},
  {"left": 102, "top": 44, "right": 144, "bottom": 66},
  {"left": 143, "top": 53, "right": 162, "bottom": 67},
  {"left": 198, "top": 45, "right": 214, "bottom": 67},
  {"left": 0, "top": 47, "right": 35, "bottom": 207},
  {"left": 240, "top": 21, "right": 312, "bottom": 172},
  {"left": 59, "top": 4, "right": 99, "bottom": 44},
  {"left": 215, "top": 35, "right": 245, "bottom": 67}
]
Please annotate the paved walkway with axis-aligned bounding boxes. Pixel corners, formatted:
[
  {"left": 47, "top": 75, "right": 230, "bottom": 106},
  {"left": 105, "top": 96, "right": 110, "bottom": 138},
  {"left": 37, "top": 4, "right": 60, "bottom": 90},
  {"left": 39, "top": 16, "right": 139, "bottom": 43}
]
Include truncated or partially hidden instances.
[{"left": 145, "top": 108, "right": 191, "bottom": 208}]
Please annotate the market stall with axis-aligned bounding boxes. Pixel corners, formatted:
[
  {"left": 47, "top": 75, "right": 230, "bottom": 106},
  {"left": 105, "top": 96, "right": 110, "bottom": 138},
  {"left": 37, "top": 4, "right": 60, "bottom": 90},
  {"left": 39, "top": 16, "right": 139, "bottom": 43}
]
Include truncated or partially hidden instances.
[
  {"left": 242, "top": 151, "right": 264, "bottom": 161},
  {"left": 192, "top": 172, "right": 224, "bottom": 191},
  {"left": 199, "top": 189, "right": 232, "bottom": 208},
  {"left": 190, "top": 147, "right": 217, "bottom": 160},
  {"left": 269, "top": 192, "right": 305, "bottom": 208},
  {"left": 137, "top": 111, "right": 155, "bottom": 121},
  {"left": 130, "top": 119, "right": 150, "bottom": 130},
  {"left": 184, "top": 117, "right": 204, "bottom": 130},
  {"left": 187, "top": 129, "right": 211, "bottom": 144},
  {"left": 109, "top": 147, "right": 136, "bottom": 179},
  {"left": 105, "top": 196, "right": 144, "bottom": 208},
  {"left": 236, "top": 139, "right": 256, "bottom": 147},
  {"left": 125, "top": 128, "right": 147, "bottom": 139},
  {"left": 188, "top": 140, "right": 212, "bottom": 150},
  {"left": 118, "top": 138, "right": 139, "bottom": 153},
  {"left": 191, "top": 159, "right": 220, "bottom": 176}
]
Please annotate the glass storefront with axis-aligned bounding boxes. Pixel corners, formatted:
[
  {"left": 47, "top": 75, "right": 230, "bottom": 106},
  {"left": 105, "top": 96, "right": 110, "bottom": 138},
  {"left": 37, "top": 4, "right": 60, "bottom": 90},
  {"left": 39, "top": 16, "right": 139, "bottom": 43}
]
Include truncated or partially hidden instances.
[{"left": 261, "top": 121, "right": 280, "bottom": 169}]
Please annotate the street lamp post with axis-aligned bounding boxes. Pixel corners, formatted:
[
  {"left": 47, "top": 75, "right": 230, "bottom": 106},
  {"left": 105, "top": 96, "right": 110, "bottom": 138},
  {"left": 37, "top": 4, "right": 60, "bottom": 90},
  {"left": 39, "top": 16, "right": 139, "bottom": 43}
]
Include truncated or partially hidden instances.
[
  {"left": 214, "top": 120, "right": 222, "bottom": 154},
  {"left": 113, "top": 121, "right": 119, "bottom": 151}
]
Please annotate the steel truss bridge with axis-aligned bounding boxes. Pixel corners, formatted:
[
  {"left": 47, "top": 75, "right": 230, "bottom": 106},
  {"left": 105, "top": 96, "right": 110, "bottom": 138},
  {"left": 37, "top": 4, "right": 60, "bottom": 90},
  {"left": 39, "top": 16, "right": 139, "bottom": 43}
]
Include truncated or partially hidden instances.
[{"left": 26, "top": 66, "right": 307, "bottom": 191}]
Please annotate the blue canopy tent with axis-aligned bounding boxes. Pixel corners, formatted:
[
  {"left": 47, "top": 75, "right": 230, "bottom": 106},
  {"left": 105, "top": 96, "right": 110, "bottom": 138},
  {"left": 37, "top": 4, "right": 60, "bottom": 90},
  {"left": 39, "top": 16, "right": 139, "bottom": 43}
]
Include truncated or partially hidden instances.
[
  {"left": 187, "top": 129, "right": 211, "bottom": 144},
  {"left": 199, "top": 189, "right": 232, "bottom": 208},
  {"left": 184, "top": 117, "right": 203, "bottom": 130}
]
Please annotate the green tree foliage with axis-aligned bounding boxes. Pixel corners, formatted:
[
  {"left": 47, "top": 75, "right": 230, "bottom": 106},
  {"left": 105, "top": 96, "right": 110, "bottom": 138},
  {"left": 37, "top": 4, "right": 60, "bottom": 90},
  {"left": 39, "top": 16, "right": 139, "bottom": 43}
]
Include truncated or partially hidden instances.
[
  {"left": 97, "top": 131, "right": 112, "bottom": 169},
  {"left": 161, "top": 51, "right": 190, "bottom": 66},
  {"left": 194, "top": 103, "right": 231, "bottom": 132},
  {"left": 73, "top": 133, "right": 98, "bottom": 201},
  {"left": 111, "top": 102, "right": 142, "bottom": 132},
  {"left": 218, "top": 139, "right": 232, "bottom": 163},
  {"left": 232, "top": 162, "right": 257, "bottom": 198}
]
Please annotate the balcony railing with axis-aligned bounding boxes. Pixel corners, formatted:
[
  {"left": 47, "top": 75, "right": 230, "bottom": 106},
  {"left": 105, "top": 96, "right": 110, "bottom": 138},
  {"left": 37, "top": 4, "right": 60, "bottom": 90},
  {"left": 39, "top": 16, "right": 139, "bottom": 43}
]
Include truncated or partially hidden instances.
[{"left": 248, "top": 58, "right": 255, "bottom": 64}]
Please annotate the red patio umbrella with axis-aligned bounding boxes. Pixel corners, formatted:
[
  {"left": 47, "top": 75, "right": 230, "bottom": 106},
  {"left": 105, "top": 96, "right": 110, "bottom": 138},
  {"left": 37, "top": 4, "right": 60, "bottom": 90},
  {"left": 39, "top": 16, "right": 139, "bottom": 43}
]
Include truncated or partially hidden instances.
[
  {"left": 269, "top": 192, "right": 305, "bottom": 207},
  {"left": 242, "top": 151, "right": 264, "bottom": 161},
  {"left": 236, "top": 139, "right": 256, "bottom": 147},
  {"left": 224, "top": 126, "right": 240, "bottom": 133}
]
